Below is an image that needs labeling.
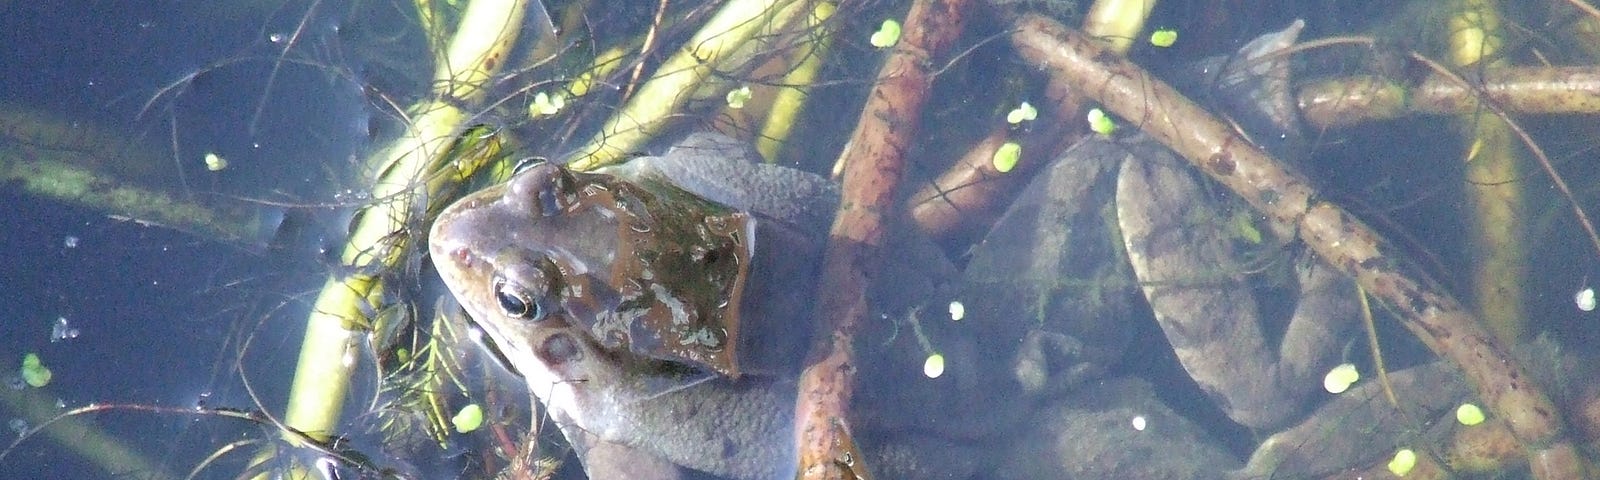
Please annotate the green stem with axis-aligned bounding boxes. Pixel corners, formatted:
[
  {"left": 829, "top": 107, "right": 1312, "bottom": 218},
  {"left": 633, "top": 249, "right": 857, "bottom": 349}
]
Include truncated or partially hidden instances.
[{"left": 268, "top": 0, "right": 525, "bottom": 474}]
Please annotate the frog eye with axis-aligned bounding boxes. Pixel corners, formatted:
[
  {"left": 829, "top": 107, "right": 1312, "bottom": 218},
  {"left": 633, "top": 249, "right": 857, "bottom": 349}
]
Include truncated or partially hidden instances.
[{"left": 493, "top": 280, "right": 547, "bottom": 321}]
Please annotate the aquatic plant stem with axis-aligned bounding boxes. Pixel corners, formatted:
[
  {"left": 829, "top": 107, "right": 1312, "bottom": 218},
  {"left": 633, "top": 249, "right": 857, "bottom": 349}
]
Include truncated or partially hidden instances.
[
  {"left": 1448, "top": 0, "right": 1527, "bottom": 343},
  {"left": 0, "top": 104, "right": 277, "bottom": 248},
  {"left": 795, "top": 0, "right": 968, "bottom": 477},
  {"left": 756, "top": 1, "right": 835, "bottom": 162},
  {"left": 275, "top": 0, "right": 523, "bottom": 462},
  {"left": 566, "top": 0, "right": 810, "bottom": 171},
  {"left": 0, "top": 152, "right": 275, "bottom": 247},
  {"left": 1011, "top": 14, "right": 1586, "bottom": 479},
  {"left": 1081, "top": 0, "right": 1157, "bottom": 53}
]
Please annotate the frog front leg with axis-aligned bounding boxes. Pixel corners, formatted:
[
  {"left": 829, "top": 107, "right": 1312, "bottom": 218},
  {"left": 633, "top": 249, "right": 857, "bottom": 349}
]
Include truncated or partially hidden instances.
[{"left": 1115, "top": 142, "right": 1360, "bottom": 430}]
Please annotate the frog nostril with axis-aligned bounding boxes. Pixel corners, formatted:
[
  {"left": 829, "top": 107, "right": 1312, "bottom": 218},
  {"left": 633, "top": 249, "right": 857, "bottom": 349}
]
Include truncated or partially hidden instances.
[{"left": 538, "top": 332, "right": 582, "bottom": 365}]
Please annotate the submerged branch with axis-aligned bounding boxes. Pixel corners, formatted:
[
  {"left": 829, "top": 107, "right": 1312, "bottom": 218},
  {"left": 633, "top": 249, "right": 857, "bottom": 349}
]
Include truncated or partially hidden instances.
[
  {"left": 1299, "top": 67, "right": 1600, "bottom": 128},
  {"left": 795, "top": 0, "right": 969, "bottom": 477}
]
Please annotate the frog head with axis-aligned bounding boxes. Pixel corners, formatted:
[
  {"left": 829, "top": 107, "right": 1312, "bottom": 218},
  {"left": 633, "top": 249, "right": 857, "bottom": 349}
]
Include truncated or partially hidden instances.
[
  {"left": 430, "top": 160, "right": 755, "bottom": 381},
  {"left": 428, "top": 139, "right": 820, "bottom": 479}
]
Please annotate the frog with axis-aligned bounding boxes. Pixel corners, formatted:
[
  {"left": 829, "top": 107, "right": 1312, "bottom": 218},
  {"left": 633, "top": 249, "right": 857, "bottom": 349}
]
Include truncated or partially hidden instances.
[
  {"left": 428, "top": 19, "right": 1368, "bottom": 480},
  {"left": 429, "top": 133, "right": 831, "bottom": 479}
]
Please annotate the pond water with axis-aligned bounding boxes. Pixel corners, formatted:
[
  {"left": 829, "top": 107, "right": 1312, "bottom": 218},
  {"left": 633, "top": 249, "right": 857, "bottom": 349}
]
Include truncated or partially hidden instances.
[{"left": 2, "top": 1, "right": 1598, "bottom": 479}]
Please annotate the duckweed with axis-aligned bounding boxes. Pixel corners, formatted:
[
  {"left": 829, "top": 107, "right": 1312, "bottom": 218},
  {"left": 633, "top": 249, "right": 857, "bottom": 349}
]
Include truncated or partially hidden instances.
[
  {"left": 20, "top": 353, "right": 51, "bottom": 388},
  {"left": 452, "top": 403, "right": 485, "bottom": 433},
  {"left": 870, "top": 19, "right": 901, "bottom": 48},
  {"left": 1150, "top": 28, "right": 1178, "bottom": 47},
  {"left": 1322, "top": 363, "right": 1359, "bottom": 394},
  {"left": 1456, "top": 403, "right": 1485, "bottom": 426},
  {"left": 1387, "top": 448, "right": 1416, "bottom": 476},
  {"left": 1087, "top": 108, "right": 1116, "bottom": 135},
  {"left": 992, "top": 141, "right": 1021, "bottom": 173},
  {"left": 923, "top": 353, "right": 945, "bottom": 379},
  {"left": 1006, "top": 102, "right": 1038, "bottom": 124},
  {"left": 725, "top": 85, "right": 753, "bottom": 109}
]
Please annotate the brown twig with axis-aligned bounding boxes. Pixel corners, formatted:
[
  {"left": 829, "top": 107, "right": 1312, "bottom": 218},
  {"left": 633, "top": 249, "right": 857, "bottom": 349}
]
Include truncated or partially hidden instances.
[
  {"left": 1010, "top": 14, "right": 1588, "bottom": 479},
  {"left": 907, "top": 76, "right": 1088, "bottom": 241},
  {"left": 906, "top": 126, "right": 1019, "bottom": 240},
  {"left": 793, "top": 0, "right": 969, "bottom": 478}
]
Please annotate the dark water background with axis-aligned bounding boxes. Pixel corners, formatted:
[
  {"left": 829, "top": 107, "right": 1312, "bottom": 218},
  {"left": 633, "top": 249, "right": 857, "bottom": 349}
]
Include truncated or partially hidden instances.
[{"left": 0, "top": 1, "right": 385, "bottom": 477}]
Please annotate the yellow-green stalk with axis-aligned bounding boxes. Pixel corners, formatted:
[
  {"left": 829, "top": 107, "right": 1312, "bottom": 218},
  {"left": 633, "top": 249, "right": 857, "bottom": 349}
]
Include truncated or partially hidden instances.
[
  {"left": 1082, "top": 0, "right": 1158, "bottom": 53},
  {"left": 757, "top": 2, "right": 835, "bottom": 162},
  {"left": 268, "top": 2, "right": 525, "bottom": 476},
  {"left": 567, "top": 0, "right": 809, "bottom": 171},
  {"left": 1449, "top": 0, "right": 1525, "bottom": 343}
]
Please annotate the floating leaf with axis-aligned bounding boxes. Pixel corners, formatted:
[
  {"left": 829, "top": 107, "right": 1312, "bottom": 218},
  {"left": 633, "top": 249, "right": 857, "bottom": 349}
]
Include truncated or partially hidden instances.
[
  {"left": 1322, "top": 363, "right": 1359, "bottom": 394},
  {"left": 870, "top": 19, "right": 901, "bottom": 48},
  {"left": 725, "top": 86, "right": 753, "bottom": 109},
  {"left": 1006, "top": 102, "right": 1038, "bottom": 124},
  {"left": 1150, "top": 28, "right": 1178, "bottom": 47},
  {"left": 20, "top": 353, "right": 51, "bottom": 388},
  {"left": 1387, "top": 448, "right": 1416, "bottom": 476},
  {"left": 992, "top": 141, "right": 1021, "bottom": 173},
  {"left": 452, "top": 404, "right": 484, "bottom": 433},
  {"left": 923, "top": 353, "right": 945, "bottom": 379},
  {"left": 1456, "top": 403, "right": 1485, "bottom": 426}
]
